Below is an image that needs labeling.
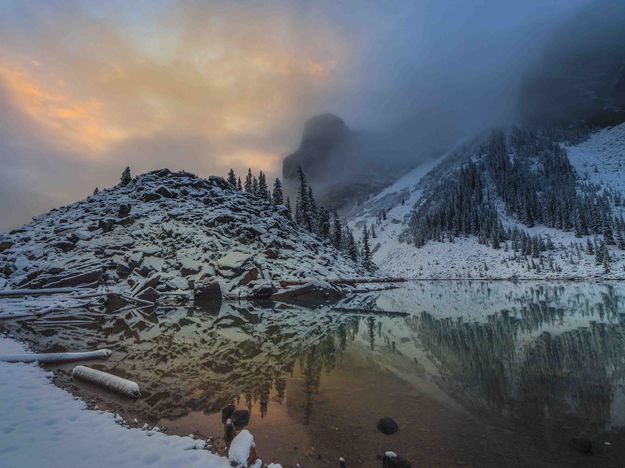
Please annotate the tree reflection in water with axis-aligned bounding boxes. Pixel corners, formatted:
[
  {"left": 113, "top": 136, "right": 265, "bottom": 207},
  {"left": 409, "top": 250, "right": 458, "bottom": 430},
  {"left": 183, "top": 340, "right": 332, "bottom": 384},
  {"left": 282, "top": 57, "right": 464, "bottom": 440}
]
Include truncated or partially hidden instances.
[{"left": 2, "top": 282, "right": 625, "bottom": 436}]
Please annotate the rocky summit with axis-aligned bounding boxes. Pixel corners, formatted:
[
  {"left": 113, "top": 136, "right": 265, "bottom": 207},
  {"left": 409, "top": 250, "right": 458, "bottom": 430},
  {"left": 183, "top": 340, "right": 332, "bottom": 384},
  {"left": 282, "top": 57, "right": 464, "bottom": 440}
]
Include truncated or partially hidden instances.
[{"left": 0, "top": 169, "right": 366, "bottom": 304}]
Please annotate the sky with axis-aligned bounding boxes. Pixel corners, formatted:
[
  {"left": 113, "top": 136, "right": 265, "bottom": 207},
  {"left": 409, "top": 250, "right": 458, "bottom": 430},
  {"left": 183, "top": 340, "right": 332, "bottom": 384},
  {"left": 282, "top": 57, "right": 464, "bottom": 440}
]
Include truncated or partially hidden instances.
[{"left": 0, "top": 0, "right": 593, "bottom": 231}]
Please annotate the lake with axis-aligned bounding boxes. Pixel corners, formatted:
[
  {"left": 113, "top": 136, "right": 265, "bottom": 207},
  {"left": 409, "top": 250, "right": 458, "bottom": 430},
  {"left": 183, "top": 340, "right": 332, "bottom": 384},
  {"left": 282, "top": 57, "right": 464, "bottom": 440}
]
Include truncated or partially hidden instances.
[{"left": 2, "top": 281, "right": 624, "bottom": 467}]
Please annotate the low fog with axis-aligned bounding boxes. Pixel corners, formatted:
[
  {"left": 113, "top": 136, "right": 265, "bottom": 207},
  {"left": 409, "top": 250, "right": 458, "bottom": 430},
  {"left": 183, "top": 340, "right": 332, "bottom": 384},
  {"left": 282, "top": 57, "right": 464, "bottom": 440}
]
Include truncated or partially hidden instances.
[{"left": 3, "top": 0, "right": 624, "bottom": 229}]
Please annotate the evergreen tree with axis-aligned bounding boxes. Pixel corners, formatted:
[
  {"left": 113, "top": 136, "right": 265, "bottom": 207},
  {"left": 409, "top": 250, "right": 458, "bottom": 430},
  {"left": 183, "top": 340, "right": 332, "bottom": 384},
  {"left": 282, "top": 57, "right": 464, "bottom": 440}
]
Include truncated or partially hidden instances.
[
  {"left": 244, "top": 169, "right": 253, "bottom": 193},
  {"left": 258, "top": 171, "right": 269, "bottom": 200},
  {"left": 361, "top": 225, "right": 374, "bottom": 272},
  {"left": 332, "top": 212, "right": 343, "bottom": 250},
  {"left": 286, "top": 197, "right": 293, "bottom": 219},
  {"left": 237, "top": 177, "right": 243, "bottom": 191},
  {"left": 295, "top": 167, "right": 313, "bottom": 232},
  {"left": 317, "top": 207, "right": 331, "bottom": 240},
  {"left": 346, "top": 228, "right": 358, "bottom": 262},
  {"left": 252, "top": 176, "right": 259, "bottom": 196},
  {"left": 227, "top": 169, "right": 237, "bottom": 187},
  {"left": 93, "top": 187, "right": 99, "bottom": 195},
  {"left": 272, "top": 178, "right": 284, "bottom": 205},
  {"left": 120, "top": 166, "right": 132, "bottom": 186}
]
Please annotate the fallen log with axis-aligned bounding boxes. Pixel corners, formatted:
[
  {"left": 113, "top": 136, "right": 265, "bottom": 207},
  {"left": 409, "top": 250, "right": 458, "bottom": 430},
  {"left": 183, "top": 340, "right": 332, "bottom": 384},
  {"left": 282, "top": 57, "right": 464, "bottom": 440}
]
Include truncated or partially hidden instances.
[
  {"left": 279, "top": 277, "right": 406, "bottom": 287},
  {"left": 0, "top": 287, "right": 96, "bottom": 297},
  {"left": 0, "top": 349, "right": 112, "bottom": 363},
  {"left": 72, "top": 365, "right": 140, "bottom": 398},
  {"left": 331, "top": 307, "right": 409, "bottom": 317}
]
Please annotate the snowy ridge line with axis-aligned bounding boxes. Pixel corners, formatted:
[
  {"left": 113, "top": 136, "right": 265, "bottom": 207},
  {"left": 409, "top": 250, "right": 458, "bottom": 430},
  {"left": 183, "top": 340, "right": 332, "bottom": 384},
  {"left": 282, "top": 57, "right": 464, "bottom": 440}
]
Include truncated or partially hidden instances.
[
  {"left": 0, "top": 349, "right": 112, "bottom": 363},
  {"left": 73, "top": 365, "right": 141, "bottom": 398}
]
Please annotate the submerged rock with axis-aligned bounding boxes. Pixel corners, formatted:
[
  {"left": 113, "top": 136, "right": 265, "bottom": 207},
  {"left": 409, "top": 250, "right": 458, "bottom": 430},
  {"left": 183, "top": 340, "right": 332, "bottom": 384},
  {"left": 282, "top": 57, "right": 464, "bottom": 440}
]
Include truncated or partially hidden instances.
[
  {"left": 572, "top": 436, "right": 593, "bottom": 454},
  {"left": 376, "top": 417, "right": 399, "bottom": 435}
]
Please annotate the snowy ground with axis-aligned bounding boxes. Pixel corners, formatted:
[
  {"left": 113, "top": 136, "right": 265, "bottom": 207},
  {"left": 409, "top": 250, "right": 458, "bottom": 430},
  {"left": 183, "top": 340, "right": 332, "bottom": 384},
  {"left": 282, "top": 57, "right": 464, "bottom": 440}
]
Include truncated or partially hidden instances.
[
  {"left": 350, "top": 124, "right": 625, "bottom": 279},
  {"left": 0, "top": 335, "right": 231, "bottom": 468}
]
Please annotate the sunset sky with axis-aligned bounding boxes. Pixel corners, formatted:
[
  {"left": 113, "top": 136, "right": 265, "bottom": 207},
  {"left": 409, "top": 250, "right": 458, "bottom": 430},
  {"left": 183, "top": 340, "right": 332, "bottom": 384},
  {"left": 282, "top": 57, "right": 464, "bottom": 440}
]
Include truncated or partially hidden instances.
[{"left": 0, "top": 0, "right": 590, "bottom": 230}]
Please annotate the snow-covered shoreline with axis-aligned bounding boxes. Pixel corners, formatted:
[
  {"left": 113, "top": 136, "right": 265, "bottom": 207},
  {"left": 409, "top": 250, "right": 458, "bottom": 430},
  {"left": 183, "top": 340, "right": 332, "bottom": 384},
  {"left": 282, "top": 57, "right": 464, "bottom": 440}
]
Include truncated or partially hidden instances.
[{"left": 0, "top": 335, "right": 231, "bottom": 468}]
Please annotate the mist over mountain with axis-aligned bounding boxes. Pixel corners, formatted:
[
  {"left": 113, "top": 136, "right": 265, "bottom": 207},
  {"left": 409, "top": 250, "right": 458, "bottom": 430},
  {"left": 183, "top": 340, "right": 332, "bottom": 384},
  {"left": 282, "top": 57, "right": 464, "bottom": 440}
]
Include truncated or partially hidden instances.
[{"left": 518, "top": 0, "right": 625, "bottom": 127}]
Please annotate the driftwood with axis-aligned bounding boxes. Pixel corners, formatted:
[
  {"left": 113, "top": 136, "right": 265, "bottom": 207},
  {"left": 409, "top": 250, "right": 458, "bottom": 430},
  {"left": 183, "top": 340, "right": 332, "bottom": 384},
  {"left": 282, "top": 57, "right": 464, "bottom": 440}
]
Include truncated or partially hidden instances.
[
  {"left": 72, "top": 365, "right": 140, "bottom": 398},
  {"left": 0, "top": 349, "right": 112, "bottom": 363},
  {"left": 0, "top": 287, "right": 96, "bottom": 297},
  {"left": 279, "top": 277, "right": 406, "bottom": 287}
]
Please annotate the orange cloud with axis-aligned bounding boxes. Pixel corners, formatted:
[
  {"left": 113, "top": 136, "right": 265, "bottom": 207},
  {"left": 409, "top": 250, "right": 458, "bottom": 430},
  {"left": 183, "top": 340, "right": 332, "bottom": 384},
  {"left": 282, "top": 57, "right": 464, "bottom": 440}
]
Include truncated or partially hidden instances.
[{"left": 0, "top": 64, "right": 127, "bottom": 153}]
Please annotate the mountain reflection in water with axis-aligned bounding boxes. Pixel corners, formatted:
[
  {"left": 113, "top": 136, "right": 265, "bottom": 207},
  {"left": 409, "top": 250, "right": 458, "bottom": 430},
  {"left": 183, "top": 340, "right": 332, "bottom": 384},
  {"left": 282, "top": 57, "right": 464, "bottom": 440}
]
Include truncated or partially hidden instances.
[{"left": 2, "top": 281, "right": 625, "bottom": 466}]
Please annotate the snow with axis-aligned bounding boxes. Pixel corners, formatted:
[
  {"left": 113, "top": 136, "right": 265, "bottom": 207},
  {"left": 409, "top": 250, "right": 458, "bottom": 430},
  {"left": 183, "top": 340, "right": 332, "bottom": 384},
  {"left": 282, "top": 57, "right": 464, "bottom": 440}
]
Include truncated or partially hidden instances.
[
  {"left": 0, "top": 169, "right": 366, "bottom": 302},
  {"left": 0, "top": 335, "right": 230, "bottom": 468},
  {"left": 72, "top": 365, "right": 141, "bottom": 398},
  {"left": 228, "top": 429, "right": 256, "bottom": 467},
  {"left": 0, "top": 349, "right": 111, "bottom": 363},
  {"left": 349, "top": 126, "right": 625, "bottom": 279}
]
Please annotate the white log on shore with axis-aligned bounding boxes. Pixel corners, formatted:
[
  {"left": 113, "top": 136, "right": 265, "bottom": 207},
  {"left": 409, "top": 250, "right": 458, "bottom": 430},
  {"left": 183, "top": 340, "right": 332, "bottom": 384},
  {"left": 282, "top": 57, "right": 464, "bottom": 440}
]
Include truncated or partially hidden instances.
[
  {"left": 72, "top": 365, "right": 141, "bottom": 398},
  {"left": 0, "top": 349, "right": 112, "bottom": 363}
]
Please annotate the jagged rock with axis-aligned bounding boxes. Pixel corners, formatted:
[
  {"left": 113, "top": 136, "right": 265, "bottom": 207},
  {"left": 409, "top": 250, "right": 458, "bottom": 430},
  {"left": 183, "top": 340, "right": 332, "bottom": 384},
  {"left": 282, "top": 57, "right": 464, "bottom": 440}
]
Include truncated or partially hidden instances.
[
  {"left": 231, "top": 409, "right": 250, "bottom": 427},
  {"left": 52, "top": 240, "right": 75, "bottom": 252},
  {"left": 136, "top": 287, "right": 158, "bottom": 304},
  {"left": 250, "top": 280, "right": 277, "bottom": 299},
  {"left": 263, "top": 248, "right": 278, "bottom": 259},
  {"left": 128, "top": 252, "right": 144, "bottom": 270},
  {"left": 381, "top": 452, "right": 411, "bottom": 468},
  {"left": 271, "top": 280, "right": 344, "bottom": 303},
  {"left": 142, "top": 192, "right": 161, "bottom": 202},
  {"left": 194, "top": 280, "right": 222, "bottom": 308},
  {"left": 0, "top": 240, "right": 13, "bottom": 252},
  {"left": 238, "top": 267, "right": 259, "bottom": 286},
  {"left": 116, "top": 262, "right": 131, "bottom": 278},
  {"left": 221, "top": 404, "right": 235, "bottom": 424},
  {"left": 118, "top": 204, "right": 131, "bottom": 217},
  {"left": 118, "top": 216, "right": 135, "bottom": 227},
  {"left": 41, "top": 269, "right": 102, "bottom": 289},
  {"left": 98, "top": 218, "right": 117, "bottom": 233},
  {"left": 377, "top": 417, "right": 399, "bottom": 435},
  {"left": 217, "top": 250, "right": 252, "bottom": 272},
  {"left": 155, "top": 185, "right": 175, "bottom": 198}
]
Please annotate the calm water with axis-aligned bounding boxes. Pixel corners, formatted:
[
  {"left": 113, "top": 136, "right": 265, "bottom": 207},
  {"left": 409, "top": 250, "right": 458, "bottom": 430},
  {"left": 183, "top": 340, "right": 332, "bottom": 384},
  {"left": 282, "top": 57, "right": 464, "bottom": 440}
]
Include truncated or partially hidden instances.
[{"left": 2, "top": 281, "right": 625, "bottom": 467}]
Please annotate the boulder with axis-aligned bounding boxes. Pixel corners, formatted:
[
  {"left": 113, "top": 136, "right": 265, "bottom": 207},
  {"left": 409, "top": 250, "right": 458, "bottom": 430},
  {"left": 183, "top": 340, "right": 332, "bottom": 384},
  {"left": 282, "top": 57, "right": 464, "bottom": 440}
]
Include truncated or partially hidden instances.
[
  {"left": 221, "top": 404, "right": 236, "bottom": 424},
  {"left": 194, "top": 280, "right": 222, "bottom": 309},
  {"left": 52, "top": 240, "right": 75, "bottom": 252},
  {"left": 377, "top": 417, "right": 399, "bottom": 435},
  {"left": 251, "top": 280, "right": 277, "bottom": 299},
  {"left": 217, "top": 250, "right": 252, "bottom": 272},
  {"left": 136, "top": 287, "right": 158, "bottom": 304},
  {"left": 155, "top": 185, "right": 175, "bottom": 198},
  {"left": 116, "top": 262, "right": 131, "bottom": 278},
  {"left": 263, "top": 248, "right": 278, "bottom": 259},
  {"left": 118, "top": 204, "right": 131, "bottom": 217},
  {"left": 118, "top": 216, "right": 135, "bottom": 227},
  {"left": 231, "top": 409, "right": 250, "bottom": 427},
  {"left": 238, "top": 267, "right": 259, "bottom": 286},
  {"left": 41, "top": 269, "right": 102, "bottom": 288},
  {"left": 381, "top": 452, "right": 411, "bottom": 468},
  {"left": 141, "top": 192, "right": 161, "bottom": 202},
  {"left": 98, "top": 218, "right": 117, "bottom": 233},
  {"left": 271, "top": 280, "right": 344, "bottom": 303},
  {"left": 0, "top": 240, "right": 13, "bottom": 253}
]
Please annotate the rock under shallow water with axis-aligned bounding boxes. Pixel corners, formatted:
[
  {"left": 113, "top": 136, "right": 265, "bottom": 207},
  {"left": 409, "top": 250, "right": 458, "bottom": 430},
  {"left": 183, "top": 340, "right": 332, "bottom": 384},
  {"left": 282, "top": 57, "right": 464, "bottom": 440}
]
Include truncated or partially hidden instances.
[
  {"left": 572, "top": 436, "right": 593, "bottom": 454},
  {"left": 377, "top": 417, "right": 399, "bottom": 435}
]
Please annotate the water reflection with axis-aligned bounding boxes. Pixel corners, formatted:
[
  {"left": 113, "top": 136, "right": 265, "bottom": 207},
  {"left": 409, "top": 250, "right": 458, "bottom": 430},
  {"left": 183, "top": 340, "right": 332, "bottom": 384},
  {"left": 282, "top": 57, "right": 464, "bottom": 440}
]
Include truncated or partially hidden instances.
[{"left": 2, "top": 282, "right": 625, "bottom": 438}]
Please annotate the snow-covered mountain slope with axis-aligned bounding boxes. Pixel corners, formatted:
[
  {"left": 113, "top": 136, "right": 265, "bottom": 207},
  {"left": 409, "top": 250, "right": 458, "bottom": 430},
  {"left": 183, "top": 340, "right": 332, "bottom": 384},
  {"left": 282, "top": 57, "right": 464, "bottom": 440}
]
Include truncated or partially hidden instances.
[
  {"left": 350, "top": 123, "right": 625, "bottom": 279},
  {"left": 0, "top": 169, "right": 366, "bottom": 299}
]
